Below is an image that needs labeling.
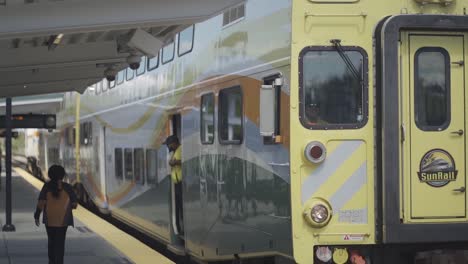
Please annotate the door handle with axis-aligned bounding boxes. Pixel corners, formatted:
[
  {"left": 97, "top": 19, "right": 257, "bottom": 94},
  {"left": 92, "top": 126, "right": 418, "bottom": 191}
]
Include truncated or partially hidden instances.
[
  {"left": 450, "top": 129, "right": 464, "bottom": 136},
  {"left": 453, "top": 187, "right": 466, "bottom": 193},
  {"left": 451, "top": 60, "right": 464, "bottom": 66}
]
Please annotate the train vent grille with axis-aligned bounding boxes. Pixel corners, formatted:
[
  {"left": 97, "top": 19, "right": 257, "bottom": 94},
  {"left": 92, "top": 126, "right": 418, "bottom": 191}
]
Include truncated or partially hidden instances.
[{"left": 222, "top": 3, "right": 246, "bottom": 27}]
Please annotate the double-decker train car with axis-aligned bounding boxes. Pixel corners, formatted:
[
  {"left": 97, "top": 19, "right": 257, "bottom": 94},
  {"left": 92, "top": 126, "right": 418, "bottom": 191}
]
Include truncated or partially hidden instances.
[{"left": 25, "top": 0, "right": 468, "bottom": 263}]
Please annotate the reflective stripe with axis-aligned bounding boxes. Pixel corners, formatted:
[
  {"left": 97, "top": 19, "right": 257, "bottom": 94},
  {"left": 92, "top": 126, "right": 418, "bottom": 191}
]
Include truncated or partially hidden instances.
[
  {"left": 329, "top": 162, "right": 367, "bottom": 210},
  {"left": 301, "top": 141, "right": 362, "bottom": 204}
]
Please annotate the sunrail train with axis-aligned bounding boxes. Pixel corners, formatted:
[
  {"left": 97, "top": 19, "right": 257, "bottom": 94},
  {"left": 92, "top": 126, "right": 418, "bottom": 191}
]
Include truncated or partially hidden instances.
[{"left": 24, "top": 0, "right": 468, "bottom": 263}]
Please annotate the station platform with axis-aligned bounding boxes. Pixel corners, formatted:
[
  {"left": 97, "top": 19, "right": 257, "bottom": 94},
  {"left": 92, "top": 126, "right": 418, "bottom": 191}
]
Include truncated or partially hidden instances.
[{"left": 0, "top": 168, "right": 174, "bottom": 264}]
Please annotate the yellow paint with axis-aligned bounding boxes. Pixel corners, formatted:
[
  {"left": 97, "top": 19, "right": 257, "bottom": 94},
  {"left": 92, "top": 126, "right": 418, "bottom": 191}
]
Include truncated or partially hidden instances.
[
  {"left": 400, "top": 32, "right": 467, "bottom": 221},
  {"left": 341, "top": 185, "right": 367, "bottom": 212},
  {"left": 14, "top": 167, "right": 174, "bottom": 264},
  {"left": 301, "top": 141, "right": 367, "bottom": 203},
  {"left": 291, "top": 0, "right": 468, "bottom": 261}
]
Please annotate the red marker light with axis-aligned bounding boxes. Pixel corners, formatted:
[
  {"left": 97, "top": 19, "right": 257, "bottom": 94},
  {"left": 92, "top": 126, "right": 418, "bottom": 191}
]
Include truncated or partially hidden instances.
[
  {"left": 304, "top": 141, "right": 326, "bottom": 164},
  {"left": 310, "top": 145, "right": 323, "bottom": 160}
]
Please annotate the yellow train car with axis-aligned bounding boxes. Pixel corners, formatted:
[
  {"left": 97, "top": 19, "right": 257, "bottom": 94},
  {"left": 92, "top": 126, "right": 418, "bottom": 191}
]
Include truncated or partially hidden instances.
[{"left": 291, "top": 0, "right": 468, "bottom": 263}]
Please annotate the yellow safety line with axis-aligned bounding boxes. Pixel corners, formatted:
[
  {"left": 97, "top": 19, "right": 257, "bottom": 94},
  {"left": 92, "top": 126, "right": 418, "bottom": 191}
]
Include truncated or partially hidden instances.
[{"left": 14, "top": 167, "right": 174, "bottom": 264}]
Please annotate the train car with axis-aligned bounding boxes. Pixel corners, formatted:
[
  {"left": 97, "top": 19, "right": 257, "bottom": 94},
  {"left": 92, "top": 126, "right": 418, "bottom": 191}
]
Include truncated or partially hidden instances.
[{"left": 25, "top": 0, "right": 468, "bottom": 263}]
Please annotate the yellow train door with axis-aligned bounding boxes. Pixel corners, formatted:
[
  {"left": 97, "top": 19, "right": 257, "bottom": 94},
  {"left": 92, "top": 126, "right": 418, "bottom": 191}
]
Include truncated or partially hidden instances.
[{"left": 402, "top": 33, "right": 466, "bottom": 220}]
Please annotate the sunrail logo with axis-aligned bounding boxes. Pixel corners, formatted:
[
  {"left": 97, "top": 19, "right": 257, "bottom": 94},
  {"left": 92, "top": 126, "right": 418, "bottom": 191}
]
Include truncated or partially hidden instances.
[{"left": 418, "top": 149, "right": 458, "bottom": 188}]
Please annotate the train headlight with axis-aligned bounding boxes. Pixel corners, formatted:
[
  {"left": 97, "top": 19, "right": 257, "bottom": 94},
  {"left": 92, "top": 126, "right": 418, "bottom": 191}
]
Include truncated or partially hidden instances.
[
  {"left": 304, "top": 141, "right": 326, "bottom": 164},
  {"left": 303, "top": 198, "right": 332, "bottom": 227},
  {"left": 311, "top": 204, "right": 328, "bottom": 223}
]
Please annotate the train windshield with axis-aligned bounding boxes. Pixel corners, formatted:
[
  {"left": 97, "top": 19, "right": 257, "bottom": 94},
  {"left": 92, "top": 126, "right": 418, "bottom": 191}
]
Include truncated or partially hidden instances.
[{"left": 300, "top": 48, "right": 367, "bottom": 128}]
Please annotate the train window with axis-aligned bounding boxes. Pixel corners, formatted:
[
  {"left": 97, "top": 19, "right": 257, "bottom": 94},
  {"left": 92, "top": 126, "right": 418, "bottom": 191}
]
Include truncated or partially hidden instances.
[
  {"left": 81, "top": 122, "right": 91, "bottom": 145},
  {"left": 157, "top": 147, "right": 168, "bottom": 182},
  {"left": 65, "top": 128, "right": 71, "bottom": 146},
  {"left": 85, "top": 122, "right": 92, "bottom": 145},
  {"left": 95, "top": 82, "right": 102, "bottom": 95},
  {"left": 414, "top": 48, "right": 450, "bottom": 131},
  {"left": 219, "top": 86, "right": 243, "bottom": 144},
  {"left": 108, "top": 79, "right": 116, "bottom": 89},
  {"left": 66, "top": 127, "right": 76, "bottom": 146},
  {"left": 115, "top": 148, "right": 123, "bottom": 181},
  {"left": 116, "top": 70, "right": 125, "bottom": 85},
  {"left": 146, "top": 149, "right": 158, "bottom": 185},
  {"left": 136, "top": 56, "right": 147, "bottom": 76},
  {"left": 88, "top": 84, "right": 96, "bottom": 95},
  {"left": 162, "top": 40, "right": 175, "bottom": 64},
  {"left": 124, "top": 148, "right": 133, "bottom": 181},
  {"left": 201, "top": 93, "right": 215, "bottom": 144},
  {"left": 134, "top": 148, "right": 145, "bottom": 184},
  {"left": 80, "top": 123, "right": 85, "bottom": 145},
  {"left": 126, "top": 67, "right": 134, "bottom": 81},
  {"left": 178, "top": 25, "right": 194, "bottom": 57},
  {"left": 148, "top": 53, "right": 159, "bottom": 71},
  {"left": 100, "top": 80, "right": 107, "bottom": 93},
  {"left": 299, "top": 46, "right": 368, "bottom": 129}
]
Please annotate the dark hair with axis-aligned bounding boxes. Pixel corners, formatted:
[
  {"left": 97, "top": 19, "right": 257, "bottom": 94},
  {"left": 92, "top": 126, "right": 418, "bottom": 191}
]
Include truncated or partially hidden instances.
[
  {"left": 48, "top": 165, "right": 65, "bottom": 198},
  {"left": 164, "top": 135, "right": 179, "bottom": 145}
]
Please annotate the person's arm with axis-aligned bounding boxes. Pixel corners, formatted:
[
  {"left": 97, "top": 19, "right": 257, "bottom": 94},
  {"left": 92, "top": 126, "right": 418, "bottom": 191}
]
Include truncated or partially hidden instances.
[
  {"left": 66, "top": 184, "right": 78, "bottom": 209},
  {"left": 34, "top": 184, "right": 47, "bottom": 226},
  {"left": 169, "top": 147, "right": 182, "bottom": 166},
  {"left": 169, "top": 159, "right": 182, "bottom": 166}
]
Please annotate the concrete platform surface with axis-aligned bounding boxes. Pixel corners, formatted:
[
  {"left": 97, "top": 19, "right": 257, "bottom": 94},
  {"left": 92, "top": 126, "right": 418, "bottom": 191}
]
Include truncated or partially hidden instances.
[{"left": 0, "top": 169, "right": 172, "bottom": 264}]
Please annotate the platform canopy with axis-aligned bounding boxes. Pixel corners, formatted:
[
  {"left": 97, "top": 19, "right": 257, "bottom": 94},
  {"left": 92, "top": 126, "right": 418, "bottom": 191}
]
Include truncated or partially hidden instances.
[
  {"left": 0, "top": 0, "right": 243, "bottom": 98},
  {"left": 0, "top": 94, "right": 62, "bottom": 114}
]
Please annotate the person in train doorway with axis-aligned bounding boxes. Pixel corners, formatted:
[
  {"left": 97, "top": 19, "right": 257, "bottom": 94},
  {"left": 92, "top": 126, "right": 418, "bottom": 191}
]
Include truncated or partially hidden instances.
[
  {"left": 34, "top": 165, "right": 78, "bottom": 264},
  {"left": 164, "top": 134, "right": 184, "bottom": 236}
]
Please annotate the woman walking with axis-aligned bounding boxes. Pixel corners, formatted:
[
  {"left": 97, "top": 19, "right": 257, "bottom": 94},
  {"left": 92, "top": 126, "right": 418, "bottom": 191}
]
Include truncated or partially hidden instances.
[{"left": 34, "top": 165, "right": 78, "bottom": 264}]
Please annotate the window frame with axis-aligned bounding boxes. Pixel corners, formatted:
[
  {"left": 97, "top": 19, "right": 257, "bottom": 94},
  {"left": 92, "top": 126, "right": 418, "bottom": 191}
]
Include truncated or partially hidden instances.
[
  {"left": 147, "top": 53, "right": 159, "bottom": 71},
  {"left": 115, "top": 148, "right": 124, "bottom": 181},
  {"left": 95, "top": 82, "right": 102, "bottom": 95},
  {"left": 162, "top": 39, "right": 175, "bottom": 64},
  {"left": 145, "top": 149, "right": 158, "bottom": 185},
  {"left": 136, "top": 56, "right": 147, "bottom": 76},
  {"left": 116, "top": 70, "right": 125, "bottom": 85},
  {"left": 218, "top": 86, "right": 244, "bottom": 145},
  {"left": 414, "top": 47, "right": 451, "bottom": 131},
  {"left": 108, "top": 80, "right": 116, "bottom": 89},
  {"left": 178, "top": 25, "right": 195, "bottom": 57},
  {"left": 298, "top": 45, "right": 369, "bottom": 130},
  {"left": 124, "top": 148, "right": 134, "bottom": 181},
  {"left": 133, "top": 148, "right": 145, "bottom": 184},
  {"left": 100, "top": 80, "right": 107, "bottom": 93},
  {"left": 200, "top": 93, "right": 215, "bottom": 145},
  {"left": 126, "top": 67, "right": 135, "bottom": 81}
]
